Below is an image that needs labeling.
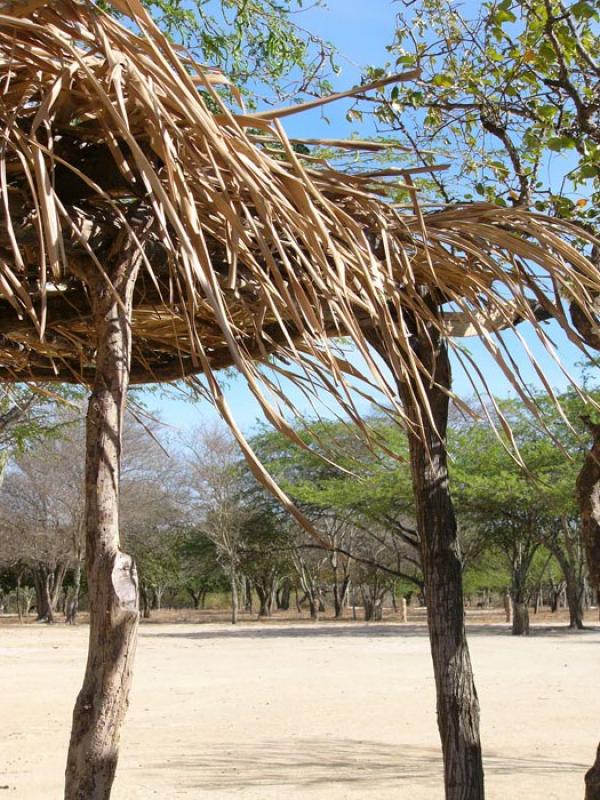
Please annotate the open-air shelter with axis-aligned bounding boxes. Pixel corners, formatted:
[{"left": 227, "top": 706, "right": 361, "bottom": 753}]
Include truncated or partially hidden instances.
[{"left": 1, "top": 1, "right": 599, "bottom": 798}]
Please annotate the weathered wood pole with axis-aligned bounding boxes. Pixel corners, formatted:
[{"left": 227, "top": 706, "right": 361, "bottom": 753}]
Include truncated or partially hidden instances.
[
  {"left": 65, "top": 243, "right": 141, "bottom": 800},
  {"left": 368, "top": 317, "right": 485, "bottom": 800}
]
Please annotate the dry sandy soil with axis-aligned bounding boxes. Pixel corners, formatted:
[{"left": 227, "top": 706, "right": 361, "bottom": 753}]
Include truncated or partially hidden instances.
[{"left": 0, "top": 614, "right": 598, "bottom": 799}]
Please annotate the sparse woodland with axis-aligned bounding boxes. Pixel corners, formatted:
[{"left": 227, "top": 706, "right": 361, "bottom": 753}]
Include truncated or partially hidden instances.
[{"left": 0, "top": 390, "right": 595, "bottom": 634}]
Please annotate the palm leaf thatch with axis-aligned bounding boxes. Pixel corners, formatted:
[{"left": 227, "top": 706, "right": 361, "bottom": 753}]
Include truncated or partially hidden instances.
[{"left": 0, "top": 0, "right": 598, "bottom": 445}]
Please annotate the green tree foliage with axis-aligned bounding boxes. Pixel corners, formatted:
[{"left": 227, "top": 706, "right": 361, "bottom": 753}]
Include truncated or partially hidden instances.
[
  {"left": 367, "top": 0, "right": 599, "bottom": 222},
  {"left": 177, "top": 529, "right": 229, "bottom": 608},
  {"left": 0, "top": 385, "right": 83, "bottom": 458},
  {"left": 108, "top": 0, "right": 337, "bottom": 103},
  {"left": 451, "top": 390, "right": 597, "bottom": 630},
  {"left": 238, "top": 504, "right": 292, "bottom": 616},
  {"left": 251, "top": 419, "right": 414, "bottom": 529},
  {"left": 251, "top": 419, "right": 422, "bottom": 590}
]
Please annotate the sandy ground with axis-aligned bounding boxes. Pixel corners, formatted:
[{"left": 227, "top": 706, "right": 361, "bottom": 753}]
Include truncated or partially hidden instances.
[{"left": 0, "top": 617, "right": 598, "bottom": 799}]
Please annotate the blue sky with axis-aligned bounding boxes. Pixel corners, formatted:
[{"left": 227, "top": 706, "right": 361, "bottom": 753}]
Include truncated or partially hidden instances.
[{"left": 146, "top": 1, "right": 588, "bottom": 435}]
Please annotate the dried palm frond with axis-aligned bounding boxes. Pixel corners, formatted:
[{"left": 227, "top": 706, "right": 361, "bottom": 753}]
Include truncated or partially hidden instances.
[{"left": 0, "top": 0, "right": 598, "bottom": 475}]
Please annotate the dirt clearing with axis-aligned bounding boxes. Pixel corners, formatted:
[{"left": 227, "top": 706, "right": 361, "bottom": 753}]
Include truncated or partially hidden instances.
[{"left": 1, "top": 620, "right": 597, "bottom": 799}]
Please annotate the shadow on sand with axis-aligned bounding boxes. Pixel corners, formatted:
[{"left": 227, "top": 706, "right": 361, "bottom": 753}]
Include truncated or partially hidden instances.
[
  {"left": 138, "top": 738, "right": 588, "bottom": 791},
  {"left": 145, "top": 621, "right": 600, "bottom": 642}
]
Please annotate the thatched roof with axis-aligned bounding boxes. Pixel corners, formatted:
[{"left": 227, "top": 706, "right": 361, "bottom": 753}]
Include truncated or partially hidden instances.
[{"left": 0, "top": 0, "right": 598, "bottom": 413}]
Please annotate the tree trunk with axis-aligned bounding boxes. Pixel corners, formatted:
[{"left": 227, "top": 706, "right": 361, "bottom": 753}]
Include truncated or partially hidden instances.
[
  {"left": 65, "top": 249, "right": 140, "bottom": 800},
  {"left": 16, "top": 572, "right": 23, "bottom": 623},
  {"left": 362, "top": 593, "right": 374, "bottom": 622},
  {"left": 140, "top": 584, "right": 151, "bottom": 619},
  {"left": 43, "top": 571, "right": 55, "bottom": 624},
  {"left": 511, "top": 561, "right": 531, "bottom": 637},
  {"left": 577, "top": 419, "right": 600, "bottom": 796},
  {"left": 276, "top": 578, "right": 291, "bottom": 611},
  {"left": 65, "top": 559, "right": 82, "bottom": 625},
  {"left": 333, "top": 575, "right": 350, "bottom": 619},
  {"left": 563, "top": 566, "right": 585, "bottom": 630},
  {"left": 230, "top": 564, "right": 239, "bottom": 624},
  {"left": 33, "top": 567, "right": 49, "bottom": 621},
  {"left": 587, "top": 745, "right": 600, "bottom": 800},
  {"left": 371, "top": 323, "right": 484, "bottom": 800},
  {"left": 512, "top": 602, "right": 530, "bottom": 636},
  {"left": 52, "top": 562, "right": 67, "bottom": 613},
  {"left": 154, "top": 586, "right": 166, "bottom": 610},
  {"left": 373, "top": 599, "right": 383, "bottom": 622},
  {"left": 548, "top": 580, "right": 564, "bottom": 613},
  {"left": 406, "top": 396, "right": 484, "bottom": 796},
  {"left": 189, "top": 589, "right": 201, "bottom": 609},
  {"left": 244, "top": 577, "right": 253, "bottom": 613},
  {"left": 256, "top": 584, "right": 272, "bottom": 617},
  {"left": 577, "top": 416, "right": 600, "bottom": 595}
]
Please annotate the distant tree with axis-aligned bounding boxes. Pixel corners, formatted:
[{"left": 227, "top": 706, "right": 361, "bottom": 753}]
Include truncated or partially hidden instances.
[
  {"left": 250, "top": 420, "right": 423, "bottom": 596},
  {"left": 0, "top": 385, "right": 82, "bottom": 457},
  {"left": 239, "top": 502, "right": 292, "bottom": 618},
  {"left": 183, "top": 424, "right": 250, "bottom": 624},
  {"left": 177, "top": 529, "right": 228, "bottom": 610},
  {"left": 0, "top": 414, "right": 85, "bottom": 622},
  {"left": 120, "top": 419, "right": 185, "bottom": 618},
  {"left": 452, "top": 391, "right": 595, "bottom": 633}
]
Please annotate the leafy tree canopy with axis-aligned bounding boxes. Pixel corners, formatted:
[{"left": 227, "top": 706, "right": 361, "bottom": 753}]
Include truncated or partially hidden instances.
[
  {"left": 250, "top": 417, "right": 413, "bottom": 523},
  {"left": 104, "top": 0, "right": 337, "bottom": 104},
  {"left": 363, "top": 0, "right": 599, "bottom": 224}
]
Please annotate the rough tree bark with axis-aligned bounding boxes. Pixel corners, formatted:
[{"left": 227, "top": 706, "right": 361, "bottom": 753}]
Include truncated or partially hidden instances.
[
  {"left": 578, "top": 417, "right": 600, "bottom": 594},
  {"left": 369, "top": 320, "right": 485, "bottom": 800},
  {"left": 563, "top": 293, "right": 600, "bottom": 796},
  {"left": 577, "top": 416, "right": 600, "bottom": 799},
  {"left": 64, "top": 245, "right": 140, "bottom": 800},
  {"left": 511, "top": 601, "right": 530, "bottom": 636}
]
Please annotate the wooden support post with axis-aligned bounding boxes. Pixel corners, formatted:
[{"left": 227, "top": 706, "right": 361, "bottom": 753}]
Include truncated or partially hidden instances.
[{"left": 65, "top": 246, "right": 140, "bottom": 800}]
